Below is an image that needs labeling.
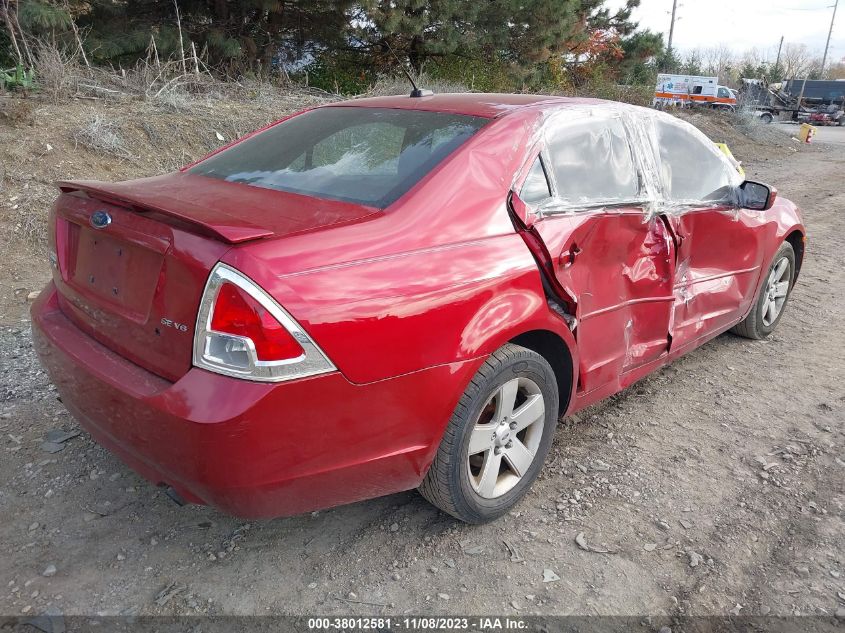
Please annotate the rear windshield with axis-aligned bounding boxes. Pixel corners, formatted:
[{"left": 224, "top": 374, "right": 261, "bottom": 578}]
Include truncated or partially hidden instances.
[{"left": 189, "top": 107, "right": 488, "bottom": 208}]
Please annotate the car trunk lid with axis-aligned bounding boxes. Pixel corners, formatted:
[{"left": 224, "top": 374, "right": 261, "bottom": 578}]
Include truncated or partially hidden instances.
[
  {"left": 58, "top": 171, "right": 381, "bottom": 243},
  {"left": 51, "top": 173, "right": 380, "bottom": 381}
]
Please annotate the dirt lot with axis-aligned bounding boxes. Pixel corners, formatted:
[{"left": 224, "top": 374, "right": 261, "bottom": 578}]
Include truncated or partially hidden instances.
[{"left": 0, "top": 96, "right": 843, "bottom": 621}]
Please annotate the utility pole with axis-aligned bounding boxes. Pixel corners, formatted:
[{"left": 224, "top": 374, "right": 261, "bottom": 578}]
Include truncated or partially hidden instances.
[
  {"left": 775, "top": 35, "right": 784, "bottom": 70},
  {"left": 821, "top": 0, "right": 839, "bottom": 78},
  {"left": 667, "top": 0, "right": 679, "bottom": 54}
]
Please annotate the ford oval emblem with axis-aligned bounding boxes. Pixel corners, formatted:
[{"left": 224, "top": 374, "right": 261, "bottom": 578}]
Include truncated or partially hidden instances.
[{"left": 90, "top": 210, "right": 112, "bottom": 229}]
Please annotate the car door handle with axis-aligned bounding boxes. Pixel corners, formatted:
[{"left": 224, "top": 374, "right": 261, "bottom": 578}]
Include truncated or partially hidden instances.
[{"left": 560, "top": 244, "right": 582, "bottom": 268}]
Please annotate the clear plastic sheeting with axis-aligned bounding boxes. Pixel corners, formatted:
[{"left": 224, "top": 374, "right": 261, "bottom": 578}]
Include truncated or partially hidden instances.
[
  {"left": 546, "top": 116, "right": 639, "bottom": 204},
  {"left": 516, "top": 103, "right": 743, "bottom": 220},
  {"left": 646, "top": 113, "right": 742, "bottom": 215}
]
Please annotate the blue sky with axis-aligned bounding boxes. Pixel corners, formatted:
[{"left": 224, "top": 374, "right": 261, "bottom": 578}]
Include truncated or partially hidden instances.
[{"left": 609, "top": 0, "right": 844, "bottom": 61}]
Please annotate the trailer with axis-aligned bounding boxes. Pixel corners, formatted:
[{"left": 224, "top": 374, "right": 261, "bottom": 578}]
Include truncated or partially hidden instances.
[
  {"left": 782, "top": 79, "right": 845, "bottom": 103},
  {"left": 739, "top": 78, "right": 845, "bottom": 125}
]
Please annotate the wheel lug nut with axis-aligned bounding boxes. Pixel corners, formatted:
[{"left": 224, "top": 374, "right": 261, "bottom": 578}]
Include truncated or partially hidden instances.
[
  {"left": 509, "top": 421, "right": 517, "bottom": 429},
  {"left": 494, "top": 447, "right": 502, "bottom": 455},
  {"left": 505, "top": 441, "right": 513, "bottom": 449}
]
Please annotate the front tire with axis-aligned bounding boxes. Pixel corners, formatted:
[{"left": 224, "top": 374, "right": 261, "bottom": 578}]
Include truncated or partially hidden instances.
[
  {"left": 419, "top": 344, "right": 559, "bottom": 524},
  {"left": 732, "top": 242, "right": 795, "bottom": 339}
]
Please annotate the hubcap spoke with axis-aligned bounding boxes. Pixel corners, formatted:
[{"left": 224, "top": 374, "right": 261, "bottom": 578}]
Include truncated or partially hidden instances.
[
  {"left": 504, "top": 438, "right": 534, "bottom": 478},
  {"left": 476, "top": 451, "right": 503, "bottom": 497},
  {"left": 511, "top": 394, "right": 544, "bottom": 432},
  {"left": 494, "top": 379, "right": 519, "bottom": 421},
  {"left": 765, "top": 299, "right": 777, "bottom": 323},
  {"left": 772, "top": 281, "right": 789, "bottom": 298},
  {"left": 773, "top": 258, "right": 789, "bottom": 281},
  {"left": 468, "top": 425, "right": 495, "bottom": 455}
]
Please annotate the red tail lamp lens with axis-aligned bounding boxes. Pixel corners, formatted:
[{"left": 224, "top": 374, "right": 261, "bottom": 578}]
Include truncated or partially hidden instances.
[{"left": 210, "top": 282, "right": 303, "bottom": 361}]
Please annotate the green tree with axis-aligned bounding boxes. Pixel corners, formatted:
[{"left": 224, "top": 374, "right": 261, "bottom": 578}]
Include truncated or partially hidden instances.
[
  {"left": 618, "top": 29, "right": 663, "bottom": 83},
  {"left": 351, "top": 0, "right": 484, "bottom": 74},
  {"left": 3, "top": 0, "right": 667, "bottom": 92}
]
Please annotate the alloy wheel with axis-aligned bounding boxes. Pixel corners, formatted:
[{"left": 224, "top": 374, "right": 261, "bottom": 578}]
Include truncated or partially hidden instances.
[
  {"left": 467, "top": 377, "right": 546, "bottom": 499},
  {"left": 762, "top": 256, "right": 791, "bottom": 327}
]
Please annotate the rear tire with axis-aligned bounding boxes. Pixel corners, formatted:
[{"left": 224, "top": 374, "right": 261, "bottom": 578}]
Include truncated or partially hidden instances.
[
  {"left": 761, "top": 113, "right": 773, "bottom": 124},
  {"left": 731, "top": 242, "right": 795, "bottom": 340},
  {"left": 419, "top": 344, "right": 559, "bottom": 524}
]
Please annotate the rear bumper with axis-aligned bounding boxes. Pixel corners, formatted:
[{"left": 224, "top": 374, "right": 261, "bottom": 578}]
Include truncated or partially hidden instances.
[{"left": 31, "top": 283, "right": 478, "bottom": 519}]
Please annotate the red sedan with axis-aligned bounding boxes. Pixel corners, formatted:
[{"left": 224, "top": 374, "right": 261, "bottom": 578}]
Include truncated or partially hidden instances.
[{"left": 31, "top": 93, "right": 805, "bottom": 523}]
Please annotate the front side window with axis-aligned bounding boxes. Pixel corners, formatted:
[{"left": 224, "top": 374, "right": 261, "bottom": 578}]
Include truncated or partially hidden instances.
[
  {"left": 189, "top": 107, "right": 488, "bottom": 208},
  {"left": 653, "top": 119, "right": 739, "bottom": 202},
  {"left": 545, "top": 117, "right": 639, "bottom": 205},
  {"left": 718, "top": 87, "right": 731, "bottom": 98}
]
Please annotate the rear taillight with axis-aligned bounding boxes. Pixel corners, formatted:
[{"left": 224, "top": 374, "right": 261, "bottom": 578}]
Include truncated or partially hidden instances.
[
  {"left": 210, "top": 282, "right": 304, "bottom": 362},
  {"left": 193, "top": 264, "right": 335, "bottom": 382}
]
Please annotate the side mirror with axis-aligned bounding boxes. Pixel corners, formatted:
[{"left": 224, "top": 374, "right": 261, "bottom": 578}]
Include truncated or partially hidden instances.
[{"left": 740, "top": 180, "right": 777, "bottom": 211}]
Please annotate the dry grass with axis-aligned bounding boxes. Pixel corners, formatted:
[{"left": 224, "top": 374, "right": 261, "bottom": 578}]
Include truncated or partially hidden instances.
[
  {"left": 0, "top": 98, "right": 36, "bottom": 125},
  {"left": 27, "top": 40, "right": 343, "bottom": 109},
  {"left": 32, "top": 44, "right": 82, "bottom": 104},
  {"left": 10, "top": 201, "right": 47, "bottom": 244},
  {"left": 0, "top": 74, "right": 336, "bottom": 247},
  {"left": 72, "top": 114, "right": 133, "bottom": 159}
]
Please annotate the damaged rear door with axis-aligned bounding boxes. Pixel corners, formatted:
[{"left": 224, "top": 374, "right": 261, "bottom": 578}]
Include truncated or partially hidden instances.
[{"left": 517, "top": 113, "right": 675, "bottom": 395}]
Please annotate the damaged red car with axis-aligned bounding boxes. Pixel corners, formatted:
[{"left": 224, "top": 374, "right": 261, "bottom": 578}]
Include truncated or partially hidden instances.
[{"left": 31, "top": 93, "right": 805, "bottom": 523}]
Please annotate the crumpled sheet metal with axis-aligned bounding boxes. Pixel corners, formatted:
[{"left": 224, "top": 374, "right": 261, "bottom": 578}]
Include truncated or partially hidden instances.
[
  {"left": 527, "top": 205, "right": 677, "bottom": 390},
  {"left": 514, "top": 102, "right": 743, "bottom": 221}
]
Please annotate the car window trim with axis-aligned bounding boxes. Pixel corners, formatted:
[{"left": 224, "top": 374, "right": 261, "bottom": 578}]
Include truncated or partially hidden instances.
[{"left": 534, "top": 197, "right": 654, "bottom": 218}]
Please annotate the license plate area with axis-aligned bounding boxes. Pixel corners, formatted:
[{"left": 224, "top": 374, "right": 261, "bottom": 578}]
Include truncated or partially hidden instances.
[{"left": 66, "top": 223, "right": 163, "bottom": 321}]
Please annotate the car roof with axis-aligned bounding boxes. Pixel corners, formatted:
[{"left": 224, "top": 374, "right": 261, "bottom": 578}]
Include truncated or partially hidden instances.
[{"left": 325, "top": 92, "right": 607, "bottom": 119}]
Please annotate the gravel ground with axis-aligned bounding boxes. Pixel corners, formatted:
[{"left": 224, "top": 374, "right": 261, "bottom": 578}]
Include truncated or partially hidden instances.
[{"left": 0, "top": 103, "right": 843, "bottom": 622}]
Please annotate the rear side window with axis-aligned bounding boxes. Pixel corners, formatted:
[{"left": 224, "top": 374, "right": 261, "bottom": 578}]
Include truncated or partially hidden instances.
[
  {"left": 190, "top": 107, "right": 488, "bottom": 208},
  {"left": 520, "top": 157, "right": 551, "bottom": 204},
  {"left": 546, "top": 118, "right": 639, "bottom": 204},
  {"left": 654, "top": 119, "right": 737, "bottom": 201}
]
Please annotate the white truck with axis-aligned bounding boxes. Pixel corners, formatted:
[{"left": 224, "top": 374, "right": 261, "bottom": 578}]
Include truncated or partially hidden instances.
[{"left": 654, "top": 74, "right": 737, "bottom": 110}]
